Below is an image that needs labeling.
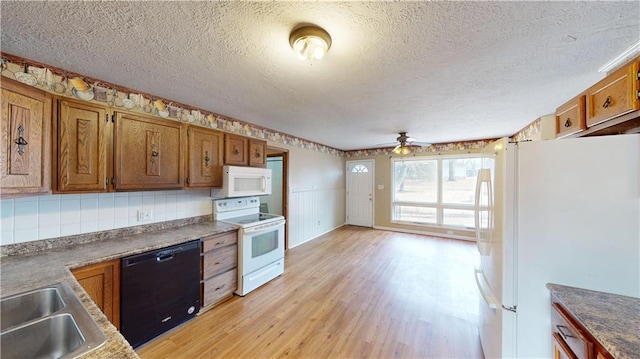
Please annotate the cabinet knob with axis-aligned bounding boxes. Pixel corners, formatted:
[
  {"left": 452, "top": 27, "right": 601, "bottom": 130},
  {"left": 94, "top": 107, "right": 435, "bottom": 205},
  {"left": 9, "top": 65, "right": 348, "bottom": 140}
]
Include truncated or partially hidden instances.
[
  {"left": 255, "top": 150, "right": 261, "bottom": 158},
  {"left": 233, "top": 148, "right": 240, "bottom": 155},
  {"left": 151, "top": 150, "right": 159, "bottom": 157},
  {"left": 602, "top": 96, "right": 612, "bottom": 109},
  {"left": 564, "top": 118, "right": 572, "bottom": 128},
  {"left": 204, "top": 151, "right": 210, "bottom": 167}
]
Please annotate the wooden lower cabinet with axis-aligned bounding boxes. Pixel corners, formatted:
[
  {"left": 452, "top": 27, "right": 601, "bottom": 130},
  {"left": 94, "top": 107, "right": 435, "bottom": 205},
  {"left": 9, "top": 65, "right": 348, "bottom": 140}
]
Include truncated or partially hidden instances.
[
  {"left": 200, "top": 231, "right": 238, "bottom": 311},
  {"left": 550, "top": 296, "right": 613, "bottom": 359},
  {"left": 71, "top": 259, "right": 120, "bottom": 329}
]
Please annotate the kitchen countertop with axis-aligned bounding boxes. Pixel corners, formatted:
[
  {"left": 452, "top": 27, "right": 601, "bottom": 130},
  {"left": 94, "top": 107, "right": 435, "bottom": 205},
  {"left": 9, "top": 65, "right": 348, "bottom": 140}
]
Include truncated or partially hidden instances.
[
  {"left": 547, "top": 283, "right": 640, "bottom": 359},
  {"left": 0, "top": 219, "right": 238, "bottom": 358}
]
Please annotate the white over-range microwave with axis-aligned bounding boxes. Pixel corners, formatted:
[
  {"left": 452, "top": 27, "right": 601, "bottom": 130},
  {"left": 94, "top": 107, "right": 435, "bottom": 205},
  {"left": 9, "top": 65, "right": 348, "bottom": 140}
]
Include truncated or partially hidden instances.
[{"left": 211, "top": 165, "right": 272, "bottom": 198}]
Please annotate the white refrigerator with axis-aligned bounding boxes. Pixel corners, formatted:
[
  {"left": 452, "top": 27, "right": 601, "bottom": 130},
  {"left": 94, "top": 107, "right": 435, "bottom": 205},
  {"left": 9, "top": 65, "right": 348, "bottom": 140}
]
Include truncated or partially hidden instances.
[{"left": 474, "top": 134, "right": 639, "bottom": 358}]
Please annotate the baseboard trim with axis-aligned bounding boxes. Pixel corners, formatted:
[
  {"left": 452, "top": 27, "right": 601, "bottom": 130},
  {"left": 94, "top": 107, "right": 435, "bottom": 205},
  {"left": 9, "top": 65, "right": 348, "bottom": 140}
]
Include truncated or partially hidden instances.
[
  {"left": 287, "top": 223, "right": 346, "bottom": 249},
  {"left": 373, "top": 225, "right": 476, "bottom": 242}
]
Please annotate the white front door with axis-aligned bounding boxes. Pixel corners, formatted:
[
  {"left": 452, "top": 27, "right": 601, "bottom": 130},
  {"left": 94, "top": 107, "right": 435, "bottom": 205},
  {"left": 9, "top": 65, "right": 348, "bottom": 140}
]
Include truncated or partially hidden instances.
[{"left": 346, "top": 160, "right": 374, "bottom": 227}]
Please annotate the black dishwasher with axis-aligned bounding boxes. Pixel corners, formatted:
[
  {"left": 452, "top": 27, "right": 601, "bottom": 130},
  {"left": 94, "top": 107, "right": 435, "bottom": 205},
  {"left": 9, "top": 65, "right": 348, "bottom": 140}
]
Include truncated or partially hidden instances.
[{"left": 120, "top": 240, "right": 200, "bottom": 348}]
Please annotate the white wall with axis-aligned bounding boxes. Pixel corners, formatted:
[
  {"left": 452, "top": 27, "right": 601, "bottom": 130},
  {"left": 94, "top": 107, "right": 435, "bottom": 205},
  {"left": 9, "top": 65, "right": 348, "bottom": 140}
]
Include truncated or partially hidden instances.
[
  {"left": 267, "top": 142, "right": 345, "bottom": 248},
  {"left": 0, "top": 190, "right": 212, "bottom": 245}
]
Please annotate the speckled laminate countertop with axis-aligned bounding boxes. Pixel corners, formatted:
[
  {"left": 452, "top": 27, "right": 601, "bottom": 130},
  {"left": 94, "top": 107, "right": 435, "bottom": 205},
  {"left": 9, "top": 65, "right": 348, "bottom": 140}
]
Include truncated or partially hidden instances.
[
  {"left": 547, "top": 283, "right": 640, "bottom": 359},
  {"left": 0, "top": 219, "right": 238, "bottom": 358}
]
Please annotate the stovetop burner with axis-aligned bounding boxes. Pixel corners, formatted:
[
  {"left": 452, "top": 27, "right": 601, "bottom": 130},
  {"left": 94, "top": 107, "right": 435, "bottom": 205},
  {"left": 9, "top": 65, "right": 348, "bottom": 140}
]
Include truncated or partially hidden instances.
[
  {"left": 213, "top": 196, "right": 284, "bottom": 228},
  {"left": 221, "top": 213, "right": 282, "bottom": 225}
]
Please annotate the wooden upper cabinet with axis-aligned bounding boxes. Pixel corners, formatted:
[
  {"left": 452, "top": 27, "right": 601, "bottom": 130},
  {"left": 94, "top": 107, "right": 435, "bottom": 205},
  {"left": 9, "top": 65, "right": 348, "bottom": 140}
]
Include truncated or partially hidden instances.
[
  {"left": 586, "top": 58, "right": 639, "bottom": 127},
  {"left": 555, "top": 95, "right": 586, "bottom": 138},
  {"left": 224, "top": 133, "right": 248, "bottom": 166},
  {"left": 0, "top": 78, "right": 52, "bottom": 197},
  {"left": 114, "top": 111, "right": 185, "bottom": 191},
  {"left": 187, "top": 126, "right": 224, "bottom": 188},
  {"left": 55, "top": 99, "right": 111, "bottom": 193},
  {"left": 248, "top": 139, "right": 267, "bottom": 167}
]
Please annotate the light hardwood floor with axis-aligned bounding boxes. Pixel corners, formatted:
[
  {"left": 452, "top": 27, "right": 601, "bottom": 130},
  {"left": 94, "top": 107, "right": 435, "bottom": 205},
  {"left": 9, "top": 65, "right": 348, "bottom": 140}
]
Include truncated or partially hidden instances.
[{"left": 137, "top": 226, "right": 484, "bottom": 358}]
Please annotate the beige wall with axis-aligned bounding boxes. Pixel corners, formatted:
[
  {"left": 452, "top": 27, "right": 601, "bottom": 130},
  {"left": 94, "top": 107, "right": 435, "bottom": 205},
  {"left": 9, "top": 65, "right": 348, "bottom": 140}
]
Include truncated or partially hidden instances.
[
  {"left": 267, "top": 142, "right": 346, "bottom": 248},
  {"left": 353, "top": 148, "right": 486, "bottom": 240}
]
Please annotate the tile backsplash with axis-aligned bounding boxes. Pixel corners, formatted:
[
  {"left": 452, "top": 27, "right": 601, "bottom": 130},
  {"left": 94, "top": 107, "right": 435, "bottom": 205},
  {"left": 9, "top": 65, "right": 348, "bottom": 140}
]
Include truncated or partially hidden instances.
[{"left": 0, "top": 190, "right": 213, "bottom": 245}]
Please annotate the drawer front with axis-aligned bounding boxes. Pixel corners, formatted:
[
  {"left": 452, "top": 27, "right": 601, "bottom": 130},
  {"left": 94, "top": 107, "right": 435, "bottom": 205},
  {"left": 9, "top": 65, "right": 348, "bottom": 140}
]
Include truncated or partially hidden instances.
[
  {"left": 202, "top": 231, "right": 237, "bottom": 253},
  {"left": 551, "top": 302, "right": 593, "bottom": 359},
  {"left": 202, "top": 269, "right": 236, "bottom": 307},
  {"left": 586, "top": 60, "right": 639, "bottom": 127},
  {"left": 203, "top": 244, "right": 237, "bottom": 279},
  {"left": 555, "top": 95, "right": 586, "bottom": 138},
  {"left": 553, "top": 332, "right": 578, "bottom": 359}
]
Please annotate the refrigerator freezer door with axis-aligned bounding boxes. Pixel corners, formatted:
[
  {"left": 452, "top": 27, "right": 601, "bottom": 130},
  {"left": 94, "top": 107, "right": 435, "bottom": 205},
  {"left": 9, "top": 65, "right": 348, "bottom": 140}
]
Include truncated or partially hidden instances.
[{"left": 514, "top": 134, "right": 639, "bottom": 357}]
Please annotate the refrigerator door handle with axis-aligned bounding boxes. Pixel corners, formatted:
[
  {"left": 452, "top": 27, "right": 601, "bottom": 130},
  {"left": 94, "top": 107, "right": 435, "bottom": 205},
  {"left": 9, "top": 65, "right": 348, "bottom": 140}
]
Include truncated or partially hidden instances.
[
  {"left": 502, "top": 305, "right": 517, "bottom": 313},
  {"left": 475, "top": 169, "right": 493, "bottom": 255},
  {"left": 474, "top": 268, "right": 498, "bottom": 309}
]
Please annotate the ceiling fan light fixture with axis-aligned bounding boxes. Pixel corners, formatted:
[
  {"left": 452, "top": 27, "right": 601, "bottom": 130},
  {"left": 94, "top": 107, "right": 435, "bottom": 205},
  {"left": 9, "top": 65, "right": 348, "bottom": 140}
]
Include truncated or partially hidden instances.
[
  {"left": 393, "top": 144, "right": 411, "bottom": 155},
  {"left": 290, "top": 26, "right": 331, "bottom": 63}
]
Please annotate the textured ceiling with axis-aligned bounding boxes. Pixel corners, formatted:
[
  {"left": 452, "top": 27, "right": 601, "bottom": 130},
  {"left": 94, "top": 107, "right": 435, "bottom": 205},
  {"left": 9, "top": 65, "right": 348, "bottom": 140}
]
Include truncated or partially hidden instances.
[{"left": 1, "top": 1, "right": 639, "bottom": 150}]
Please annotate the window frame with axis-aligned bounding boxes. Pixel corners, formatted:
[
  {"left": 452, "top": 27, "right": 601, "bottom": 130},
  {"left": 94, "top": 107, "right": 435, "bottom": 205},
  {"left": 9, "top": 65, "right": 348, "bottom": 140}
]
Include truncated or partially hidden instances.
[{"left": 390, "top": 154, "right": 482, "bottom": 229}]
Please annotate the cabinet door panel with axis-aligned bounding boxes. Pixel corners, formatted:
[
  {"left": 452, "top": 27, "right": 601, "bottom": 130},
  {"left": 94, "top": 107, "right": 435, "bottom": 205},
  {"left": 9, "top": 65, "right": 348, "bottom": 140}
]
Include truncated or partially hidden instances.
[
  {"left": 114, "top": 112, "right": 184, "bottom": 190},
  {"left": 248, "top": 139, "right": 266, "bottom": 167},
  {"left": 0, "top": 79, "right": 51, "bottom": 196},
  {"left": 224, "top": 133, "right": 248, "bottom": 166},
  {"left": 72, "top": 259, "right": 120, "bottom": 329},
  {"left": 57, "top": 100, "right": 109, "bottom": 192},
  {"left": 202, "top": 269, "right": 236, "bottom": 307},
  {"left": 188, "top": 127, "right": 223, "bottom": 188},
  {"left": 555, "top": 95, "right": 586, "bottom": 138},
  {"left": 586, "top": 60, "right": 639, "bottom": 127},
  {"left": 203, "top": 244, "right": 237, "bottom": 279}
]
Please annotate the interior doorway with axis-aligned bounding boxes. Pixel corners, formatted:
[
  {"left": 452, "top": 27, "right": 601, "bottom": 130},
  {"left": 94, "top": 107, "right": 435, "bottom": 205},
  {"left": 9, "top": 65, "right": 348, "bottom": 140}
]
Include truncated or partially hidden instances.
[{"left": 263, "top": 148, "right": 289, "bottom": 248}]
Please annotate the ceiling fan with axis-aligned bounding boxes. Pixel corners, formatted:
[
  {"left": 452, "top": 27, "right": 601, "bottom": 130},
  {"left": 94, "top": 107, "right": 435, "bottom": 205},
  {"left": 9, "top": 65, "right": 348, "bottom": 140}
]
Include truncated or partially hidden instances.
[{"left": 389, "top": 132, "right": 430, "bottom": 155}]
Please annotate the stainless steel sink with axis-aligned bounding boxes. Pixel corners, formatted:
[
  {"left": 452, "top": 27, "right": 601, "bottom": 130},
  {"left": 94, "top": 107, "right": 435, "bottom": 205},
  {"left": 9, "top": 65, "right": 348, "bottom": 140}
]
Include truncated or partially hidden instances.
[
  {"left": 0, "top": 282, "right": 106, "bottom": 358},
  {"left": 1, "top": 287, "right": 65, "bottom": 330},
  {"left": 1, "top": 314, "right": 84, "bottom": 358}
]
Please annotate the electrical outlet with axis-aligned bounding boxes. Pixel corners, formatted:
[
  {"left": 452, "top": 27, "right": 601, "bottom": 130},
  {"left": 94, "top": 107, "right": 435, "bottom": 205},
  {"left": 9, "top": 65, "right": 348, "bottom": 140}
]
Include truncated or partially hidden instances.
[{"left": 137, "top": 210, "right": 153, "bottom": 222}]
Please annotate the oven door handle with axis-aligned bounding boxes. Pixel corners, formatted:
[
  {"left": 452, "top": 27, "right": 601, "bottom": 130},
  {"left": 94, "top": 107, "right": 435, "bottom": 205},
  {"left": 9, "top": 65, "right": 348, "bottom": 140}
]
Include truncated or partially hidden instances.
[{"left": 243, "top": 220, "right": 285, "bottom": 234}]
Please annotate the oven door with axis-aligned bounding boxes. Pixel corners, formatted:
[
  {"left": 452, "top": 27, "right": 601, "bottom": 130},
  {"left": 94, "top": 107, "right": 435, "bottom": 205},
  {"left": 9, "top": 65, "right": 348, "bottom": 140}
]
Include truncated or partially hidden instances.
[{"left": 240, "top": 220, "right": 285, "bottom": 275}]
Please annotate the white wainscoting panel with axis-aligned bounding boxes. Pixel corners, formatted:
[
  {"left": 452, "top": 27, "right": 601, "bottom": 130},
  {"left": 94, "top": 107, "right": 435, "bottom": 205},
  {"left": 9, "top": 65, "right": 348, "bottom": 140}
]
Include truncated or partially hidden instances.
[{"left": 288, "top": 187, "right": 345, "bottom": 248}]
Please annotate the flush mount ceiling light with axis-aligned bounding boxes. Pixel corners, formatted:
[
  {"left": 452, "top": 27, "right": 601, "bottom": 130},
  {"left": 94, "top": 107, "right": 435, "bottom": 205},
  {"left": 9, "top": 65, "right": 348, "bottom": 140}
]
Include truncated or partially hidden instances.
[{"left": 289, "top": 25, "right": 331, "bottom": 63}]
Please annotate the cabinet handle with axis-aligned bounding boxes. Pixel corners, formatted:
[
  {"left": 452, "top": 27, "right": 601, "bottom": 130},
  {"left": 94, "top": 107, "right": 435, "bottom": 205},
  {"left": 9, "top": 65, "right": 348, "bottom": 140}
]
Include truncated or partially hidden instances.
[
  {"left": 564, "top": 118, "right": 572, "bottom": 128},
  {"left": 14, "top": 125, "right": 28, "bottom": 155},
  {"left": 151, "top": 150, "right": 159, "bottom": 157},
  {"left": 204, "top": 151, "right": 210, "bottom": 167},
  {"left": 602, "top": 96, "right": 612, "bottom": 108},
  {"left": 215, "top": 284, "right": 226, "bottom": 291},
  {"left": 556, "top": 325, "right": 573, "bottom": 340},
  {"left": 214, "top": 258, "right": 228, "bottom": 265},
  {"left": 255, "top": 150, "right": 261, "bottom": 158},
  {"left": 233, "top": 148, "right": 240, "bottom": 155}
]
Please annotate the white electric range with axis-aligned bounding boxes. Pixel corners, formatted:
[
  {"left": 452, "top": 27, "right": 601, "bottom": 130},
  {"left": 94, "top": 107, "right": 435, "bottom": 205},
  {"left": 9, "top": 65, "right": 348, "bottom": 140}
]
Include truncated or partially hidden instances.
[{"left": 213, "top": 196, "right": 285, "bottom": 296}]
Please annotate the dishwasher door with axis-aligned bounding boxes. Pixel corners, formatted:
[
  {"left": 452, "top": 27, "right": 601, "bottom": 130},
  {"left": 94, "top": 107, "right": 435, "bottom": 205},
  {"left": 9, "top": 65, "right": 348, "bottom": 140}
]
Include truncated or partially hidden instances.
[{"left": 120, "top": 240, "right": 200, "bottom": 348}]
